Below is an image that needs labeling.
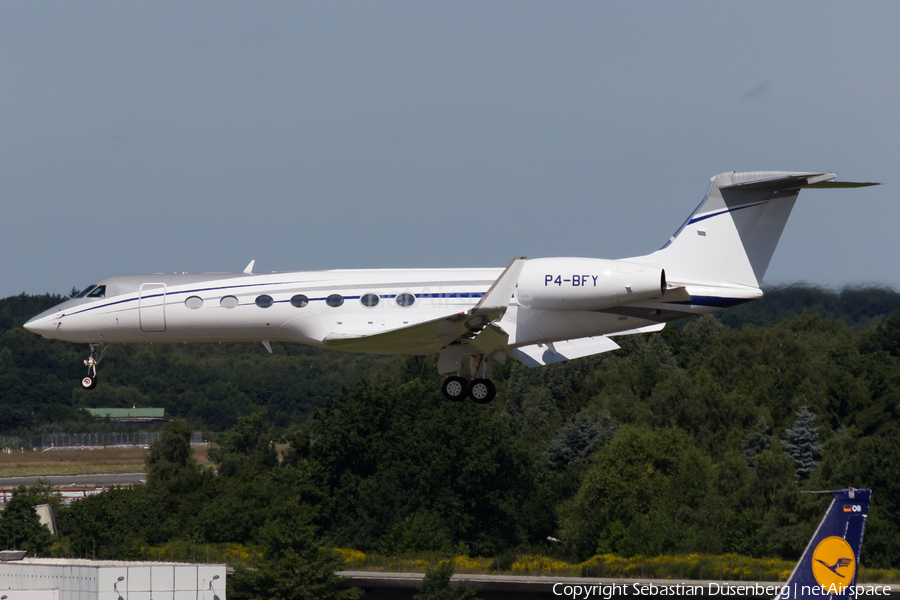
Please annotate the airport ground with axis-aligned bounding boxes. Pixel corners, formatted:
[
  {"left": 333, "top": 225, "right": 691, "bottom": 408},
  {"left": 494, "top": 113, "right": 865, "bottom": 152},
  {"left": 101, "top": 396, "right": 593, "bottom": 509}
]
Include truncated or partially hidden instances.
[{"left": 0, "top": 446, "right": 210, "bottom": 479}]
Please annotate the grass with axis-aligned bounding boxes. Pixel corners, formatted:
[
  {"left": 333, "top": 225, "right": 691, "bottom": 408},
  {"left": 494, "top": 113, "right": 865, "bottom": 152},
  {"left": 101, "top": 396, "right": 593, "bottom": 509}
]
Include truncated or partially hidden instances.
[{"left": 0, "top": 447, "right": 210, "bottom": 478}]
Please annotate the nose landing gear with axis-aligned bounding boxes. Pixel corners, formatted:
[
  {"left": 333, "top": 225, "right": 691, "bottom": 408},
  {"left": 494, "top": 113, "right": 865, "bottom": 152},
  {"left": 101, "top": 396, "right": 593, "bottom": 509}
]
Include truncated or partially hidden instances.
[{"left": 81, "top": 344, "right": 108, "bottom": 390}]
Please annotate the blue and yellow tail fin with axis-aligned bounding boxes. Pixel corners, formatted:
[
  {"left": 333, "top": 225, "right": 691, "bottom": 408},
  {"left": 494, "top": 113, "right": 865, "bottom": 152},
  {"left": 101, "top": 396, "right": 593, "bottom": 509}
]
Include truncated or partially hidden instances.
[{"left": 778, "top": 488, "right": 871, "bottom": 600}]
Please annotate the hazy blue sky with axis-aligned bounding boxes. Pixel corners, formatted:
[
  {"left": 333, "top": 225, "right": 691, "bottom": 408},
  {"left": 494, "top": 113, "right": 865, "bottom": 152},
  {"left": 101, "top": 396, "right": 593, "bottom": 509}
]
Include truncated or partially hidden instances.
[{"left": 1, "top": 2, "right": 896, "bottom": 298}]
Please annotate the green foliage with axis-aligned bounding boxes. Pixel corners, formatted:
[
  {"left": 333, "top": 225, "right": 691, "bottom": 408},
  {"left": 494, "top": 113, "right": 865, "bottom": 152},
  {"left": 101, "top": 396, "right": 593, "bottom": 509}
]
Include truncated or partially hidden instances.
[
  {"left": 558, "top": 426, "right": 724, "bottom": 559},
  {"left": 742, "top": 417, "right": 774, "bottom": 468},
  {"left": 0, "top": 487, "right": 55, "bottom": 555},
  {"left": 207, "top": 412, "right": 277, "bottom": 477},
  {"left": 781, "top": 407, "right": 823, "bottom": 479},
  {"left": 545, "top": 409, "right": 617, "bottom": 470},
  {"left": 230, "top": 498, "right": 361, "bottom": 600},
  {"left": 380, "top": 511, "right": 453, "bottom": 555},
  {"left": 146, "top": 419, "right": 197, "bottom": 483},
  {"left": 298, "top": 377, "right": 537, "bottom": 556},
  {"left": 414, "top": 561, "right": 480, "bottom": 600}
]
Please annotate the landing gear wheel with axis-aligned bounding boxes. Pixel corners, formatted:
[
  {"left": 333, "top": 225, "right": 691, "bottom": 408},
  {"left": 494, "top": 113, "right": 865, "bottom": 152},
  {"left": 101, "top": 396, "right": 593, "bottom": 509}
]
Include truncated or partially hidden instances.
[
  {"left": 442, "top": 376, "right": 469, "bottom": 401},
  {"left": 469, "top": 379, "right": 496, "bottom": 404},
  {"left": 80, "top": 343, "right": 108, "bottom": 391}
]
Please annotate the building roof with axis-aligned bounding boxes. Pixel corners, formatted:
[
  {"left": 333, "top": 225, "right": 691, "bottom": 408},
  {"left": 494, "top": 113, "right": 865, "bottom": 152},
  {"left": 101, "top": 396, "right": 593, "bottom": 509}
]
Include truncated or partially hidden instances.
[{"left": 86, "top": 408, "right": 165, "bottom": 420}]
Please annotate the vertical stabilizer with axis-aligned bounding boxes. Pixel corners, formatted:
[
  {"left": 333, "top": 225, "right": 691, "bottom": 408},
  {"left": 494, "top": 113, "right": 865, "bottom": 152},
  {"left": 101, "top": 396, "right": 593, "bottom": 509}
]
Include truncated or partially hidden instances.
[
  {"left": 647, "top": 171, "right": 835, "bottom": 288},
  {"left": 777, "top": 488, "right": 871, "bottom": 600}
]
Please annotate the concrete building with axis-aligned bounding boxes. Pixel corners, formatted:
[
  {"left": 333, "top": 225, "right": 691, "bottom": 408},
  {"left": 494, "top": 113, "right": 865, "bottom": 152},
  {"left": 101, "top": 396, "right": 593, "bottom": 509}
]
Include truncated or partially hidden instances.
[{"left": 0, "top": 557, "right": 225, "bottom": 600}]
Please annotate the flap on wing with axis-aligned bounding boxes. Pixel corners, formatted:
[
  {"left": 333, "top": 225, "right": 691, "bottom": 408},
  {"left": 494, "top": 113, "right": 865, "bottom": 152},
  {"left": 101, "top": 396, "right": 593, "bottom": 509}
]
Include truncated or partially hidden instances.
[
  {"left": 607, "top": 323, "right": 665, "bottom": 337},
  {"left": 511, "top": 335, "right": 620, "bottom": 368},
  {"left": 323, "top": 312, "right": 468, "bottom": 354}
]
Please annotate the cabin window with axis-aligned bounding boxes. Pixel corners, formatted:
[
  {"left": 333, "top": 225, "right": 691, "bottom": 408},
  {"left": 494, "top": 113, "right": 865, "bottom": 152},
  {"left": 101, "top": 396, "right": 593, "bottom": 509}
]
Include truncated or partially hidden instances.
[
  {"left": 185, "top": 296, "right": 203, "bottom": 309},
  {"left": 396, "top": 293, "right": 415, "bottom": 307},
  {"left": 360, "top": 293, "right": 379, "bottom": 307},
  {"left": 255, "top": 295, "right": 274, "bottom": 308},
  {"left": 86, "top": 285, "right": 106, "bottom": 298},
  {"left": 326, "top": 294, "right": 344, "bottom": 308},
  {"left": 290, "top": 294, "right": 309, "bottom": 308},
  {"left": 220, "top": 296, "right": 239, "bottom": 309}
]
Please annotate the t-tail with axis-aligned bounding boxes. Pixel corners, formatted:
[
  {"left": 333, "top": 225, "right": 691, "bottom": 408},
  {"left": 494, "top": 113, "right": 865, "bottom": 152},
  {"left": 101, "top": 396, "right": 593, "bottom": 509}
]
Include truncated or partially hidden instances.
[
  {"left": 776, "top": 488, "right": 871, "bottom": 600},
  {"left": 642, "top": 172, "right": 878, "bottom": 291}
]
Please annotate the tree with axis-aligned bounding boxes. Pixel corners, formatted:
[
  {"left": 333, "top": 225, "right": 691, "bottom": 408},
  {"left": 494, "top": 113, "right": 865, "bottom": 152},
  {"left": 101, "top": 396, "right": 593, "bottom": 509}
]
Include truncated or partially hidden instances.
[
  {"left": 145, "top": 420, "right": 197, "bottom": 483},
  {"left": 781, "top": 407, "right": 823, "bottom": 479},
  {"left": 413, "top": 561, "right": 480, "bottom": 600},
  {"left": 0, "top": 488, "right": 55, "bottom": 555},
  {"left": 742, "top": 416, "right": 774, "bottom": 468},
  {"left": 545, "top": 410, "right": 617, "bottom": 470},
  {"left": 208, "top": 412, "right": 278, "bottom": 478},
  {"left": 558, "top": 426, "right": 724, "bottom": 559},
  {"left": 229, "top": 499, "right": 361, "bottom": 600}
]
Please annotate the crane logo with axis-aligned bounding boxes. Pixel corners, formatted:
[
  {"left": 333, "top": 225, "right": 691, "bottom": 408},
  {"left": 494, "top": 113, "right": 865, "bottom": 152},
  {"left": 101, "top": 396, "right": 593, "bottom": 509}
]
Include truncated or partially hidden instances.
[{"left": 811, "top": 536, "right": 855, "bottom": 589}]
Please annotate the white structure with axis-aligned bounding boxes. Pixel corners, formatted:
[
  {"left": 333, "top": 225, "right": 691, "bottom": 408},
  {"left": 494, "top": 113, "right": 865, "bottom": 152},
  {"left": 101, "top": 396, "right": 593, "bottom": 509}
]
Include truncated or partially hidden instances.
[{"left": 0, "top": 558, "right": 225, "bottom": 600}]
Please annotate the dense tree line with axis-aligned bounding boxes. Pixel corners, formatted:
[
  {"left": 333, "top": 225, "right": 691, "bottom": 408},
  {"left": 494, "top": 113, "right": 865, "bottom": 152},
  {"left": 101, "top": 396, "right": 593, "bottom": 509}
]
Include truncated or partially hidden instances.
[{"left": 2, "top": 286, "right": 900, "bottom": 584}]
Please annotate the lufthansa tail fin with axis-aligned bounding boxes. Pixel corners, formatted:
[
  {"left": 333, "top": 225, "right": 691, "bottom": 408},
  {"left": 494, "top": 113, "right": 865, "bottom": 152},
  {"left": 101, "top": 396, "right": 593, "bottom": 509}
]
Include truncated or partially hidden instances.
[
  {"left": 777, "top": 488, "right": 871, "bottom": 600},
  {"left": 646, "top": 172, "right": 878, "bottom": 289}
]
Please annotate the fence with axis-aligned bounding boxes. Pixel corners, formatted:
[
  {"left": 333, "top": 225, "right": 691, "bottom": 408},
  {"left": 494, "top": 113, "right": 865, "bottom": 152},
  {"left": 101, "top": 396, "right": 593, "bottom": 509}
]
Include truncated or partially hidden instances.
[{"left": 0, "top": 431, "right": 204, "bottom": 450}]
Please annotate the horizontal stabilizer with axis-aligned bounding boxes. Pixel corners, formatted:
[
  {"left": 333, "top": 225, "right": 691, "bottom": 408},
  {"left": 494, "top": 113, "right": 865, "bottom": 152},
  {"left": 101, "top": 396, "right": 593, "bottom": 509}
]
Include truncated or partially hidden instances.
[
  {"left": 720, "top": 172, "right": 835, "bottom": 192},
  {"left": 512, "top": 336, "right": 620, "bottom": 368},
  {"left": 805, "top": 180, "right": 880, "bottom": 189}
]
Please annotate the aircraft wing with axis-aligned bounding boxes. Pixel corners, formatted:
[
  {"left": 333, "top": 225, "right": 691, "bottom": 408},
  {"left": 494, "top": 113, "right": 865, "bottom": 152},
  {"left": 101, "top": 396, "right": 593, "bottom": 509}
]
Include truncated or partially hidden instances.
[
  {"left": 512, "top": 336, "right": 621, "bottom": 367},
  {"left": 324, "top": 313, "right": 472, "bottom": 354},
  {"left": 322, "top": 257, "right": 526, "bottom": 354}
]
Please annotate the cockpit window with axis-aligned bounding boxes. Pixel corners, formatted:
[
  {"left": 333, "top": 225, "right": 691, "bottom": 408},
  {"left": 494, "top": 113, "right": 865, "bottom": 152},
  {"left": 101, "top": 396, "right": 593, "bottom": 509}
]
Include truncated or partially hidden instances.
[
  {"left": 73, "top": 285, "right": 97, "bottom": 299},
  {"left": 86, "top": 285, "right": 106, "bottom": 298}
]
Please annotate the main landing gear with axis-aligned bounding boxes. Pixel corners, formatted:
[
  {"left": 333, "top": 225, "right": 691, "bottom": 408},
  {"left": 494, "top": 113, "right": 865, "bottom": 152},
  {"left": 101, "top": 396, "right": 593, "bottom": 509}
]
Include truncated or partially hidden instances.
[
  {"left": 441, "top": 376, "right": 497, "bottom": 404},
  {"left": 81, "top": 343, "right": 108, "bottom": 390}
]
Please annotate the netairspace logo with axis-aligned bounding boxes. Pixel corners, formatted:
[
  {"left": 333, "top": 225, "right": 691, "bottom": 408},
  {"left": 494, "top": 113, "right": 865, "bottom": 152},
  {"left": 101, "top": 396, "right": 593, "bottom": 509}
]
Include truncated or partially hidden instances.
[{"left": 551, "top": 582, "right": 895, "bottom": 599}]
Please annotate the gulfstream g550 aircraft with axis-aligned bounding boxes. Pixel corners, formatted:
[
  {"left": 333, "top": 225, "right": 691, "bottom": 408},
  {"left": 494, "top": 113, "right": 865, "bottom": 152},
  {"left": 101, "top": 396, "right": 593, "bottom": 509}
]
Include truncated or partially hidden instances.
[{"left": 25, "top": 171, "right": 877, "bottom": 402}]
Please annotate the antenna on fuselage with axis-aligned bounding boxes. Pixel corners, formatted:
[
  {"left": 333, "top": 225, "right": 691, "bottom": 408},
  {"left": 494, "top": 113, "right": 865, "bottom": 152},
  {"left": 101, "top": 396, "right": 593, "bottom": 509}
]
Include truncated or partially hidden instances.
[{"left": 243, "top": 260, "right": 255, "bottom": 274}]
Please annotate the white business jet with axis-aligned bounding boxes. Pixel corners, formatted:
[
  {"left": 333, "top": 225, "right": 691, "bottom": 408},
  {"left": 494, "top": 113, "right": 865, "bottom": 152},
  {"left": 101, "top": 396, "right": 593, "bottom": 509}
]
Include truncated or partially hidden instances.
[{"left": 24, "top": 171, "right": 876, "bottom": 403}]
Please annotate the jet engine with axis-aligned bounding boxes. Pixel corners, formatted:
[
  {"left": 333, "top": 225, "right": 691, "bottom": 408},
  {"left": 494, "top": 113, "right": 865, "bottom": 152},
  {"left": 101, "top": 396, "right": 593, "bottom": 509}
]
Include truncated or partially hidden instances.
[{"left": 515, "top": 258, "right": 666, "bottom": 311}]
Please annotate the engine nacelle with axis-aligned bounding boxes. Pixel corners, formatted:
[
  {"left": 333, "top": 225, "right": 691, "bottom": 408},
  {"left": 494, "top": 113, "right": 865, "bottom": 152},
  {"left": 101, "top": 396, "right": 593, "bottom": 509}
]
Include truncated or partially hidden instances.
[{"left": 516, "top": 258, "right": 666, "bottom": 311}]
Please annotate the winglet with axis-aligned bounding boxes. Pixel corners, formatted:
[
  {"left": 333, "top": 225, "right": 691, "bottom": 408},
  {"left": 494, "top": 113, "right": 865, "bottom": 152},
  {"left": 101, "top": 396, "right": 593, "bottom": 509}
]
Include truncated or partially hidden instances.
[
  {"left": 244, "top": 260, "right": 255, "bottom": 275},
  {"left": 470, "top": 257, "right": 526, "bottom": 315}
]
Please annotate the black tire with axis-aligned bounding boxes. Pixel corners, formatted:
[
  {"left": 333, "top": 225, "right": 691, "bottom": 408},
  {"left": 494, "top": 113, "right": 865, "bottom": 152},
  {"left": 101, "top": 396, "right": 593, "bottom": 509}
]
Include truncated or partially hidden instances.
[
  {"left": 442, "top": 376, "right": 469, "bottom": 401},
  {"left": 469, "top": 379, "right": 496, "bottom": 404},
  {"left": 81, "top": 375, "right": 97, "bottom": 390}
]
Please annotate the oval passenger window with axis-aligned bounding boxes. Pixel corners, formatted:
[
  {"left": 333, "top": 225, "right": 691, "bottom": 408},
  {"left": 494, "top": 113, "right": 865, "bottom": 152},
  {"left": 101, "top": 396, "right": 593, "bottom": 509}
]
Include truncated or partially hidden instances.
[
  {"left": 220, "top": 296, "right": 239, "bottom": 309},
  {"left": 185, "top": 296, "right": 203, "bottom": 309},
  {"left": 255, "top": 295, "right": 274, "bottom": 308},
  {"left": 291, "top": 294, "right": 309, "bottom": 308},
  {"left": 360, "top": 293, "right": 379, "bottom": 307},
  {"left": 326, "top": 294, "right": 344, "bottom": 308},
  {"left": 396, "top": 293, "right": 415, "bottom": 307}
]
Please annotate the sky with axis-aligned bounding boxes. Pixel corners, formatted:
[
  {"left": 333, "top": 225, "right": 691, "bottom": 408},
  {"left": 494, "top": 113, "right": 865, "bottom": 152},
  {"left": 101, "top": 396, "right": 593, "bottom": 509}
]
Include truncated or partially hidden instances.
[{"left": 1, "top": 2, "right": 897, "bottom": 299}]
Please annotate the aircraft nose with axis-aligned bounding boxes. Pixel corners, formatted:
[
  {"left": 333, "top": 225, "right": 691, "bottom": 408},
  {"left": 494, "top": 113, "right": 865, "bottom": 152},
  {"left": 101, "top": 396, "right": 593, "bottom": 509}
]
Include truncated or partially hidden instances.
[{"left": 24, "top": 314, "right": 57, "bottom": 338}]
